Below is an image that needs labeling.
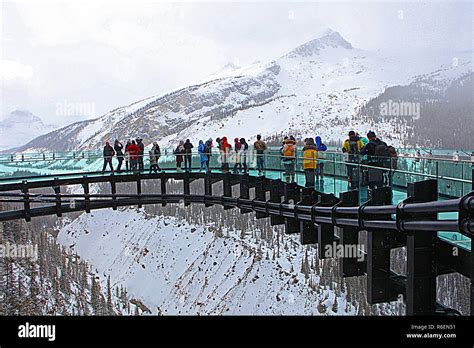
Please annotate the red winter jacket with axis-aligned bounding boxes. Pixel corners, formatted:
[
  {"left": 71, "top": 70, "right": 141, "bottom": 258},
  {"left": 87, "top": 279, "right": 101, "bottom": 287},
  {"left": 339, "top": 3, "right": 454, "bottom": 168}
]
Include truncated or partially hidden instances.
[
  {"left": 127, "top": 143, "right": 140, "bottom": 160},
  {"left": 221, "top": 137, "right": 231, "bottom": 153}
]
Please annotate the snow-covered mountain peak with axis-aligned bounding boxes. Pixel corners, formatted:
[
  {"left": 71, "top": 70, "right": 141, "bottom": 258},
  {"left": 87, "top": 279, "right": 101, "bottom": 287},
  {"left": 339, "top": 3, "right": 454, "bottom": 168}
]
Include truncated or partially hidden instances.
[
  {"left": 8, "top": 29, "right": 472, "bottom": 153},
  {"left": 3, "top": 109, "right": 44, "bottom": 125},
  {"left": 0, "top": 110, "right": 57, "bottom": 151},
  {"left": 286, "top": 29, "right": 353, "bottom": 58},
  {"left": 203, "top": 60, "right": 270, "bottom": 82},
  {"left": 222, "top": 62, "right": 241, "bottom": 70}
]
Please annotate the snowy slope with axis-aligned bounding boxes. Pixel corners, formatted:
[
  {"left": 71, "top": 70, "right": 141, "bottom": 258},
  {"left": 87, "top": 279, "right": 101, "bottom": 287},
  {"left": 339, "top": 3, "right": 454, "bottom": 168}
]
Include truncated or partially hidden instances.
[
  {"left": 10, "top": 29, "right": 472, "bottom": 153},
  {"left": 7, "top": 97, "right": 157, "bottom": 153},
  {"left": 0, "top": 110, "right": 56, "bottom": 151},
  {"left": 57, "top": 208, "right": 355, "bottom": 315}
]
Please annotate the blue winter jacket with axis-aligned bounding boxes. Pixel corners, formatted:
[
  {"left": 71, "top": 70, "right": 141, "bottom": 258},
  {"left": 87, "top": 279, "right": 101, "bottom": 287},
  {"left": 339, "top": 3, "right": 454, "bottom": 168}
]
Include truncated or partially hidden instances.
[
  {"left": 315, "top": 136, "right": 327, "bottom": 151},
  {"left": 198, "top": 142, "right": 208, "bottom": 162}
]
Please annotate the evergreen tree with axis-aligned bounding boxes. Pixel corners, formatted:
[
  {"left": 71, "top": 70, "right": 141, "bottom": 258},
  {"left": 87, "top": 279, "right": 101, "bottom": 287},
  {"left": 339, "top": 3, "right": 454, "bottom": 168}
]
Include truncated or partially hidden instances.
[
  {"left": 29, "top": 262, "right": 41, "bottom": 315},
  {"left": 106, "top": 275, "right": 114, "bottom": 315},
  {"left": 331, "top": 296, "right": 338, "bottom": 313},
  {"left": 91, "top": 275, "right": 99, "bottom": 314}
]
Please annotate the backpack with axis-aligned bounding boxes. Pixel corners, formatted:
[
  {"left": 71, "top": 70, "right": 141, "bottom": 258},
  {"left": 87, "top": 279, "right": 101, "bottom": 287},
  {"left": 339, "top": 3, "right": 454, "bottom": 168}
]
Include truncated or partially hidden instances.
[
  {"left": 374, "top": 142, "right": 390, "bottom": 157},
  {"left": 387, "top": 146, "right": 398, "bottom": 169},
  {"left": 282, "top": 143, "right": 296, "bottom": 158},
  {"left": 373, "top": 141, "right": 390, "bottom": 167},
  {"left": 348, "top": 138, "right": 360, "bottom": 162},
  {"left": 349, "top": 140, "right": 359, "bottom": 154},
  {"left": 254, "top": 140, "right": 265, "bottom": 152}
]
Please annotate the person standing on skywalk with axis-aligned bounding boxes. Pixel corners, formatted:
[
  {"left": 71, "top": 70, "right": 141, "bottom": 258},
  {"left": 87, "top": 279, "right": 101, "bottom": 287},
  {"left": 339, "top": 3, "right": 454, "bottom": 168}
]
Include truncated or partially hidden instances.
[
  {"left": 114, "top": 139, "right": 124, "bottom": 172},
  {"left": 198, "top": 140, "right": 208, "bottom": 172},
  {"left": 303, "top": 138, "right": 317, "bottom": 188},
  {"left": 102, "top": 141, "right": 115, "bottom": 173},
  {"left": 136, "top": 137, "right": 145, "bottom": 171},
  {"left": 253, "top": 134, "right": 267, "bottom": 175},
  {"left": 174, "top": 140, "right": 185, "bottom": 170},
  {"left": 127, "top": 140, "right": 140, "bottom": 171},
  {"left": 184, "top": 139, "right": 194, "bottom": 172}
]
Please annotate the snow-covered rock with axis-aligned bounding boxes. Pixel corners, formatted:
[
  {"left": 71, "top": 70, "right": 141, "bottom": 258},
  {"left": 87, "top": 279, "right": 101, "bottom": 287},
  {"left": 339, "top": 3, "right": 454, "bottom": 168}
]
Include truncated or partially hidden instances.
[{"left": 57, "top": 208, "right": 355, "bottom": 315}]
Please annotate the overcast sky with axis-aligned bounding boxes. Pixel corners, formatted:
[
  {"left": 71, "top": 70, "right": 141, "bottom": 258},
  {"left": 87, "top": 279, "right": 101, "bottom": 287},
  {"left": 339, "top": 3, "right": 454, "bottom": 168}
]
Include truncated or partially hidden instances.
[{"left": 1, "top": 0, "right": 472, "bottom": 125}]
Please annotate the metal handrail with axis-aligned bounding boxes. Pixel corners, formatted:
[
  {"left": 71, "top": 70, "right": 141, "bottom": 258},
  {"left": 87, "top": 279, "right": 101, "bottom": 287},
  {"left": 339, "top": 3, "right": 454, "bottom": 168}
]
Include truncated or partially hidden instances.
[{"left": 0, "top": 191, "right": 471, "bottom": 233}]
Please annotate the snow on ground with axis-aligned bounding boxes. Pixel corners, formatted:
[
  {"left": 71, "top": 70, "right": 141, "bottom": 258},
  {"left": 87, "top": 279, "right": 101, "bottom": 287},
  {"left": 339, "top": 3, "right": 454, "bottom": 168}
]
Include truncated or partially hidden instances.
[{"left": 57, "top": 208, "right": 354, "bottom": 315}]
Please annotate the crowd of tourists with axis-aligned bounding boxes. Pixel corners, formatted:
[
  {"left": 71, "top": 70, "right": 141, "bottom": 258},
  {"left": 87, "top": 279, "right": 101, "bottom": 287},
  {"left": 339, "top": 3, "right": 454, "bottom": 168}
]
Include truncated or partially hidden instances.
[{"left": 101, "top": 130, "right": 401, "bottom": 192}]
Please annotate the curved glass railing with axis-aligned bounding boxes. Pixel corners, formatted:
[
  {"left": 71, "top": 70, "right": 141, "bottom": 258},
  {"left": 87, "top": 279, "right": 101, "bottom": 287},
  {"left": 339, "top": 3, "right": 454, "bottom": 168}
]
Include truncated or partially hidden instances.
[
  {"left": 0, "top": 148, "right": 471, "bottom": 196},
  {"left": 0, "top": 148, "right": 471, "bottom": 250}
]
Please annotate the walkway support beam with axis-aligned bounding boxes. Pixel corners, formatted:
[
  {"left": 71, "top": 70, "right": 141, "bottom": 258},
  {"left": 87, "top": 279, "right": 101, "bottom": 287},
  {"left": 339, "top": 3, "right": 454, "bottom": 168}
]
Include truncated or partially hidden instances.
[
  {"left": 53, "top": 178, "right": 62, "bottom": 217},
  {"left": 317, "top": 193, "right": 339, "bottom": 259},
  {"left": 270, "top": 179, "right": 284, "bottom": 226},
  {"left": 110, "top": 177, "right": 117, "bottom": 210},
  {"left": 337, "top": 190, "right": 363, "bottom": 277},
  {"left": 239, "top": 174, "right": 252, "bottom": 214},
  {"left": 184, "top": 173, "right": 190, "bottom": 207},
  {"left": 405, "top": 179, "right": 438, "bottom": 315},
  {"left": 254, "top": 176, "right": 268, "bottom": 219},
  {"left": 223, "top": 173, "right": 233, "bottom": 210},
  {"left": 284, "top": 182, "right": 300, "bottom": 234},
  {"left": 161, "top": 173, "right": 167, "bottom": 207},
  {"left": 21, "top": 180, "right": 31, "bottom": 222},
  {"left": 300, "top": 188, "right": 319, "bottom": 245},
  {"left": 82, "top": 176, "right": 90, "bottom": 213},
  {"left": 204, "top": 174, "right": 213, "bottom": 208},
  {"left": 367, "top": 186, "right": 399, "bottom": 304},
  {"left": 136, "top": 173, "right": 142, "bottom": 209}
]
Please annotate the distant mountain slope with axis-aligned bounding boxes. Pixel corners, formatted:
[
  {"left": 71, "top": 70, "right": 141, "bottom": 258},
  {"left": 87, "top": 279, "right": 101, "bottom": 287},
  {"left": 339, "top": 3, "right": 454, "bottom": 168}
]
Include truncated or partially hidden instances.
[
  {"left": 0, "top": 110, "right": 56, "bottom": 151},
  {"left": 9, "top": 30, "right": 472, "bottom": 153},
  {"left": 356, "top": 65, "right": 473, "bottom": 148}
]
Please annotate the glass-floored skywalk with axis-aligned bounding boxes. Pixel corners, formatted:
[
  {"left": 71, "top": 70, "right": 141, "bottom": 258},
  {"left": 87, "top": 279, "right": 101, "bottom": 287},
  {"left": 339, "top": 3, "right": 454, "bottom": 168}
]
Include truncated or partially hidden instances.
[{"left": 0, "top": 148, "right": 471, "bottom": 250}]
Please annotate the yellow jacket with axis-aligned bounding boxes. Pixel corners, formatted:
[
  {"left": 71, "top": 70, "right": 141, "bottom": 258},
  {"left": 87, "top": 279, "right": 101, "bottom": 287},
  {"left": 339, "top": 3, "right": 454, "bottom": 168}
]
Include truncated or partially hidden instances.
[
  {"left": 342, "top": 138, "right": 364, "bottom": 154},
  {"left": 303, "top": 147, "right": 318, "bottom": 169}
]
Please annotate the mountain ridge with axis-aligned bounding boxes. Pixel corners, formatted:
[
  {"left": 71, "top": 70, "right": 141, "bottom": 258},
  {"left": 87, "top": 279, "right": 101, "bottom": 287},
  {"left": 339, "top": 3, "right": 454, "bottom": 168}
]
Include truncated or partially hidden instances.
[{"left": 5, "top": 30, "right": 472, "bottom": 152}]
